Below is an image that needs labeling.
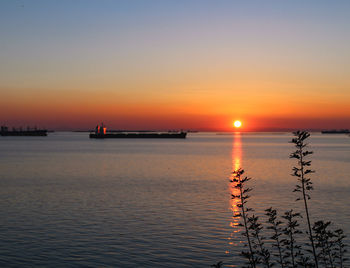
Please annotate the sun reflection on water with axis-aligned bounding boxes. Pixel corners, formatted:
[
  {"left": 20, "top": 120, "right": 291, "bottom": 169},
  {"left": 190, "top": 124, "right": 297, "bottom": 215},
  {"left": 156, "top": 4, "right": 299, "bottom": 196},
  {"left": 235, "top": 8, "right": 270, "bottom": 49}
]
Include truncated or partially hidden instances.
[{"left": 228, "top": 132, "right": 243, "bottom": 249}]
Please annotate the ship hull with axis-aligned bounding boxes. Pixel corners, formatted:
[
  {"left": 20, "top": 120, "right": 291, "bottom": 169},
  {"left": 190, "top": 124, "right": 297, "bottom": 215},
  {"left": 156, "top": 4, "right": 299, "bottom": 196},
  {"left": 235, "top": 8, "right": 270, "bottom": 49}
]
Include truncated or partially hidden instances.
[
  {"left": 321, "top": 130, "right": 349, "bottom": 134},
  {"left": 89, "top": 132, "right": 187, "bottom": 139},
  {"left": 0, "top": 130, "right": 47, "bottom": 136}
]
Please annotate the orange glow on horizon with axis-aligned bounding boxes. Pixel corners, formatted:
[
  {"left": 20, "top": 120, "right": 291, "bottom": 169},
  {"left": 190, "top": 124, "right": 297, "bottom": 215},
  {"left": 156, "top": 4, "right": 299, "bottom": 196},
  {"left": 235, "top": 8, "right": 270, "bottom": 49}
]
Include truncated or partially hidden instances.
[{"left": 1, "top": 85, "right": 350, "bottom": 131}]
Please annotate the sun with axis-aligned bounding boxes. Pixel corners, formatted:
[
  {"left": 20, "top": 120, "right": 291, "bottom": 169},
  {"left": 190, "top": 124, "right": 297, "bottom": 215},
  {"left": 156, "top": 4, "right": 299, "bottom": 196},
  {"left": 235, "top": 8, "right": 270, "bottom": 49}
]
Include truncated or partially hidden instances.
[{"left": 234, "top": 120, "right": 242, "bottom": 128}]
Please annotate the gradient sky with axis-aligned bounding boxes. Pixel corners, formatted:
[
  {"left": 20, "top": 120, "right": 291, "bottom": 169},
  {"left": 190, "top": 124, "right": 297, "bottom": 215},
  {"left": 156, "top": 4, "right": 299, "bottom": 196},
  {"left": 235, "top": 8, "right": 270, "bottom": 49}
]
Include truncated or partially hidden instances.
[{"left": 1, "top": 0, "right": 350, "bottom": 131}]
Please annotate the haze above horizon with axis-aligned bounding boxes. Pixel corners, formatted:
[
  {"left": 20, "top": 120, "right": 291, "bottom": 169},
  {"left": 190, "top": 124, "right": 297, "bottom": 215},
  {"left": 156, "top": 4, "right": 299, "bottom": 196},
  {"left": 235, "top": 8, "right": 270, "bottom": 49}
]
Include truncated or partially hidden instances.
[{"left": 1, "top": 0, "right": 350, "bottom": 131}]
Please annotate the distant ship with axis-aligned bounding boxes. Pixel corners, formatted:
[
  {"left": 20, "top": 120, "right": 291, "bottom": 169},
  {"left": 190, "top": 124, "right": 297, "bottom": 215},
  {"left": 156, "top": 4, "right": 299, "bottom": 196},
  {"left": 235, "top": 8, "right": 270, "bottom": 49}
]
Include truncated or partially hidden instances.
[
  {"left": 89, "top": 124, "right": 187, "bottom": 139},
  {"left": 321, "top": 129, "right": 350, "bottom": 134},
  {"left": 1, "top": 126, "right": 48, "bottom": 136}
]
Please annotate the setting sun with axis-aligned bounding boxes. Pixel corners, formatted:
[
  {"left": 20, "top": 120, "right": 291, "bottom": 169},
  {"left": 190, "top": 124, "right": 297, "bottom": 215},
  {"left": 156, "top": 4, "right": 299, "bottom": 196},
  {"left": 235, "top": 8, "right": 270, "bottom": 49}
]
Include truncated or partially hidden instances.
[{"left": 234, "top": 120, "right": 242, "bottom": 128}]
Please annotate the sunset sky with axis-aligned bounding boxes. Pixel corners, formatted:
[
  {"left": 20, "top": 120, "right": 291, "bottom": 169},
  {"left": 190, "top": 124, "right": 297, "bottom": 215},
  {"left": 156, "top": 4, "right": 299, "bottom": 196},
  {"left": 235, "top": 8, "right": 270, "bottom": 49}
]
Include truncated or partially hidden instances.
[{"left": 1, "top": 0, "right": 350, "bottom": 131}]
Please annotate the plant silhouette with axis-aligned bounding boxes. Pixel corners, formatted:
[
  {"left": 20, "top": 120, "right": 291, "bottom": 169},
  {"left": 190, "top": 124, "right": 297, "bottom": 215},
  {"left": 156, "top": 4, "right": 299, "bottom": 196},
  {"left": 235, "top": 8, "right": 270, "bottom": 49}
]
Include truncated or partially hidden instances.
[
  {"left": 217, "top": 131, "right": 349, "bottom": 268},
  {"left": 230, "top": 169, "right": 256, "bottom": 268},
  {"left": 290, "top": 131, "right": 318, "bottom": 267}
]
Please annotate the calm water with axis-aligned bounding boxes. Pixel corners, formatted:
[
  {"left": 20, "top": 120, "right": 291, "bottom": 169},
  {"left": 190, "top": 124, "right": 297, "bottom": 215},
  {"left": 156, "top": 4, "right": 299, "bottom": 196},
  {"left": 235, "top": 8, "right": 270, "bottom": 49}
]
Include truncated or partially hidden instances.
[{"left": 0, "top": 132, "right": 349, "bottom": 267}]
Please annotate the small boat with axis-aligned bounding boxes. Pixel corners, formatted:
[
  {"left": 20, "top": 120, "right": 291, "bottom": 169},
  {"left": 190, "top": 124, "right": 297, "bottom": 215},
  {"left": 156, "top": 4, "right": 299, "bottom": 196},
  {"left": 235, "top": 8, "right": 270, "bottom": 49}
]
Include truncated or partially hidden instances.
[
  {"left": 89, "top": 124, "right": 187, "bottom": 139},
  {"left": 0, "top": 126, "right": 47, "bottom": 136},
  {"left": 321, "top": 129, "right": 350, "bottom": 134}
]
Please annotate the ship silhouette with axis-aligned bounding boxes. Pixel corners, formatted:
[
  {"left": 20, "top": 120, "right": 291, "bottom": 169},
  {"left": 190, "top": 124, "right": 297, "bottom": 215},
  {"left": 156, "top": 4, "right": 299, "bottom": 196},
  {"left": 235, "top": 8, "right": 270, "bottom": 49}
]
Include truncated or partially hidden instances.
[
  {"left": 1, "top": 126, "right": 47, "bottom": 136},
  {"left": 89, "top": 123, "right": 187, "bottom": 139},
  {"left": 321, "top": 129, "right": 349, "bottom": 134}
]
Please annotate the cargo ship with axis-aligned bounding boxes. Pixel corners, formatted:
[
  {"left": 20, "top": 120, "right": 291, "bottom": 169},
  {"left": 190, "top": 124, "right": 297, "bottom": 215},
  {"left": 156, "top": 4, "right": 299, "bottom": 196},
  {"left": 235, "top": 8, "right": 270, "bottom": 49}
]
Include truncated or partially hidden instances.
[
  {"left": 89, "top": 124, "right": 187, "bottom": 139},
  {"left": 321, "top": 129, "right": 350, "bottom": 134},
  {"left": 1, "top": 126, "right": 48, "bottom": 136}
]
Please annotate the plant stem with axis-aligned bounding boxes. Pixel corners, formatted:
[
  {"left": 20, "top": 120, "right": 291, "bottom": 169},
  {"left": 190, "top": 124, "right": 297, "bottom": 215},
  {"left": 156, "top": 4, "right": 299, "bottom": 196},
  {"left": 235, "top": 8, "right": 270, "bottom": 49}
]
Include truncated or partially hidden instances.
[
  {"left": 326, "top": 239, "right": 334, "bottom": 268},
  {"left": 290, "top": 225, "right": 295, "bottom": 268},
  {"left": 238, "top": 174, "right": 256, "bottom": 268},
  {"left": 299, "top": 146, "right": 318, "bottom": 268},
  {"left": 273, "top": 222, "right": 284, "bottom": 268},
  {"left": 339, "top": 244, "right": 343, "bottom": 268},
  {"left": 255, "top": 229, "right": 270, "bottom": 268}
]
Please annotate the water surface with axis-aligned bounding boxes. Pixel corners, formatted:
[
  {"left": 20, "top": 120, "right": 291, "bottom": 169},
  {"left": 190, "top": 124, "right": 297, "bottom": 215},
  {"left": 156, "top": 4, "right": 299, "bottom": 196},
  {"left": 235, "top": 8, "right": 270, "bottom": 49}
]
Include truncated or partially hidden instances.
[{"left": 0, "top": 132, "right": 349, "bottom": 267}]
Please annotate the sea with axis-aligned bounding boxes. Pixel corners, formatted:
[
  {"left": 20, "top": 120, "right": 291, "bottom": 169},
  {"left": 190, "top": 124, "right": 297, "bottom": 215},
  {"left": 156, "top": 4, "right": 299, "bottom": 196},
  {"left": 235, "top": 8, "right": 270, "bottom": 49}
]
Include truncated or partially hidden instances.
[{"left": 0, "top": 132, "right": 349, "bottom": 267}]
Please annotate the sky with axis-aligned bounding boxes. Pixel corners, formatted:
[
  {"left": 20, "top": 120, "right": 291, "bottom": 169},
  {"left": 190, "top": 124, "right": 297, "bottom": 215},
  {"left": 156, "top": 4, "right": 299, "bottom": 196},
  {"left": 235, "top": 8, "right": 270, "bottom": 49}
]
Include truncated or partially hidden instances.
[{"left": 1, "top": 0, "right": 350, "bottom": 131}]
